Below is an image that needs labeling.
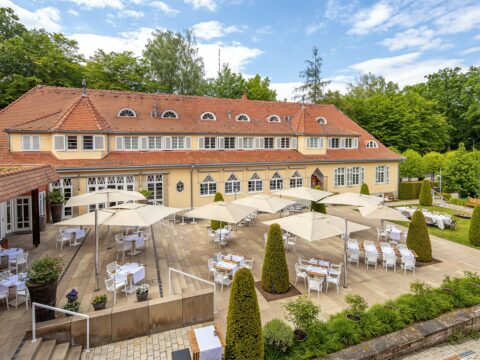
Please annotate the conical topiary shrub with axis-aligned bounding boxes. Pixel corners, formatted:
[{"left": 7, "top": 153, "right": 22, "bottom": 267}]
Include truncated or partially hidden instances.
[
  {"left": 406, "top": 210, "right": 432, "bottom": 262},
  {"left": 310, "top": 185, "right": 327, "bottom": 214},
  {"left": 261, "top": 224, "right": 289, "bottom": 294},
  {"left": 419, "top": 179, "right": 433, "bottom": 206},
  {"left": 210, "top": 192, "right": 224, "bottom": 230},
  {"left": 225, "top": 268, "right": 263, "bottom": 360},
  {"left": 469, "top": 206, "right": 480, "bottom": 246},
  {"left": 360, "top": 183, "right": 370, "bottom": 195}
]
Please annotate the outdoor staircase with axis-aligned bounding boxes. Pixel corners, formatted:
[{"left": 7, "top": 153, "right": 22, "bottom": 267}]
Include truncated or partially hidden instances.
[{"left": 16, "top": 337, "right": 83, "bottom": 360}]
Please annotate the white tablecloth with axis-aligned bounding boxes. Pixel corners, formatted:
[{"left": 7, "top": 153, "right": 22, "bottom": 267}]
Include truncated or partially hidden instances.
[
  {"left": 306, "top": 266, "right": 328, "bottom": 275},
  {"left": 0, "top": 248, "right": 23, "bottom": 261},
  {"left": 425, "top": 213, "right": 451, "bottom": 230},
  {"left": 365, "top": 244, "right": 377, "bottom": 253},
  {"left": 224, "top": 255, "right": 244, "bottom": 265},
  {"left": 387, "top": 227, "right": 402, "bottom": 241},
  {"left": 216, "top": 261, "right": 237, "bottom": 271},
  {"left": 381, "top": 246, "right": 395, "bottom": 256},
  {"left": 123, "top": 234, "right": 145, "bottom": 249},
  {"left": 348, "top": 243, "right": 359, "bottom": 250},
  {"left": 115, "top": 263, "right": 145, "bottom": 284},
  {"left": 0, "top": 273, "right": 26, "bottom": 290},
  {"left": 63, "top": 228, "right": 86, "bottom": 240},
  {"left": 400, "top": 249, "right": 414, "bottom": 258},
  {"left": 215, "top": 229, "right": 230, "bottom": 237},
  {"left": 194, "top": 326, "right": 222, "bottom": 360}
]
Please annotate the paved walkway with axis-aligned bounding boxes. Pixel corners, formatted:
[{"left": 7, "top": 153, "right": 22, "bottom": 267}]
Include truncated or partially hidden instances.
[{"left": 403, "top": 338, "right": 480, "bottom": 359}]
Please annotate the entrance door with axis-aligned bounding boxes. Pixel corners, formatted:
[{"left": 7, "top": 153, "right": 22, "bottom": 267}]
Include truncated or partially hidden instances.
[
  {"left": 5, "top": 200, "right": 13, "bottom": 235},
  {"left": 15, "top": 196, "right": 31, "bottom": 231}
]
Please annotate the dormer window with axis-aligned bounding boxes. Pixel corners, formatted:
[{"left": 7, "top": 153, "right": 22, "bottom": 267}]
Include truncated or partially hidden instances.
[
  {"left": 268, "top": 115, "right": 281, "bottom": 123},
  {"left": 118, "top": 108, "right": 136, "bottom": 117},
  {"left": 317, "top": 117, "right": 327, "bottom": 124},
  {"left": 201, "top": 112, "right": 216, "bottom": 121},
  {"left": 366, "top": 140, "right": 378, "bottom": 148},
  {"left": 161, "top": 110, "right": 178, "bottom": 119},
  {"left": 236, "top": 113, "right": 250, "bottom": 122}
]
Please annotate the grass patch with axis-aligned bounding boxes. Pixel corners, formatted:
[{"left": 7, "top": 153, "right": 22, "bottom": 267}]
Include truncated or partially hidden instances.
[{"left": 392, "top": 205, "right": 478, "bottom": 249}]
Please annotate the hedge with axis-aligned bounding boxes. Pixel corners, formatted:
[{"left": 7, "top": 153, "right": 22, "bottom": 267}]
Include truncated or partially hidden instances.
[
  {"left": 261, "top": 224, "right": 289, "bottom": 294},
  {"left": 225, "top": 268, "right": 263, "bottom": 360},
  {"left": 398, "top": 181, "right": 438, "bottom": 200},
  {"left": 311, "top": 185, "right": 327, "bottom": 214},
  {"left": 469, "top": 206, "right": 480, "bottom": 246},
  {"left": 419, "top": 180, "right": 433, "bottom": 206},
  {"left": 360, "top": 183, "right": 370, "bottom": 195},
  {"left": 211, "top": 192, "right": 224, "bottom": 230},
  {"left": 406, "top": 210, "right": 432, "bottom": 262},
  {"left": 264, "top": 273, "right": 480, "bottom": 359}
]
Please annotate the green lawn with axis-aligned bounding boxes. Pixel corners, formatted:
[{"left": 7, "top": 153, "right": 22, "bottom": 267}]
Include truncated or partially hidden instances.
[{"left": 393, "top": 205, "right": 478, "bottom": 249}]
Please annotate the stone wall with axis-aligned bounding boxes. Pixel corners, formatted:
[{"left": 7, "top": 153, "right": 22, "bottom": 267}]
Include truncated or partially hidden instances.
[
  {"left": 27, "top": 289, "right": 214, "bottom": 348},
  {"left": 324, "top": 304, "right": 480, "bottom": 359}
]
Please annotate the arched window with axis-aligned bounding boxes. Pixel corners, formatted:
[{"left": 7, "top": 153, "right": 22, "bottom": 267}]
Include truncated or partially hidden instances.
[
  {"left": 225, "top": 174, "right": 240, "bottom": 194},
  {"left": 268, "top": 115, "right": 281, "bottom": 123},
  {"left": 161, "top": 110, "right": 178, "bottom": 119},
  {"left": 200, "top": 175, "right": 216, "bottom": 196},
  {"left": 201, "top": 112, "right": 216, "bottom": 121},
  {"left": 248, "top": 173, "right": 262, "bottom": 193},
  {"left": 118, "top": 108, "right": 136, "bottom": 117},
  {"left": 269, "top": 172, "right": 283, "bottom": 191},
  {"left": 366, "top": 140, "right": 378, "bottom": 148},
  {"left": 316, "top": 116, "right": 327, "bottom": 124},
  {"left": 289, "top": 171, "right": 303, "bottom": 188},
  {"left": 236, "top": 113, "right": 250, "bottom": 122}
]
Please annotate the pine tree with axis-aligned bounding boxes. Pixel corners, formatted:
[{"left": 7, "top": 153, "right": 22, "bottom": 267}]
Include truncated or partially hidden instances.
[
  {"left": 211, "top": 192, "right": 224, "bottom": 230},
  {"left": 469, "top": 206, "right": 480, "bottom": 246},
  {"left": 406, "top": 210, "right": 432, "bottom": 262},
  {"left": 261, "top": 224, "right": 290, "bottom": 294},
  {"left": 295, "top": 47, "right": 330, "bottom": 103}
]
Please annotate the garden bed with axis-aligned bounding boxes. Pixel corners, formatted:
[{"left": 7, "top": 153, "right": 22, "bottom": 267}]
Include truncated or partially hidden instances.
[{"left": 255, "top": 282, "right": 301, "bottom": 302}]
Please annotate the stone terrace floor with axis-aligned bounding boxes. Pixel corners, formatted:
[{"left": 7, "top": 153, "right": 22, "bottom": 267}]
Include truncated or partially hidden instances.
[{"left": 1, "top": 204, "right": 479, "bottom": 359}]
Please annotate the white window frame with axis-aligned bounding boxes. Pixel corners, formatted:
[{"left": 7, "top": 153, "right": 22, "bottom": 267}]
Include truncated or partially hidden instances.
[
  {"left": 334, "top": 168, "right": 346, "bottom": 187},
  {"left": 225, "top": 174, "right": 241, "bottom": 195},
  {"left": 279, "top": 137, "right": 290, "bottom": 149},
  {"left": 346, "top": 167, "right": 364, "bottom": 186},
  {"left": 67, "top": 135, "right": 78, "bottom": 151},
  {"left": 53, "top": 134, "right": 65, "bottom": 151},
  {"left": 268, "top": 115, "right": 281, "bottom": 123},
  {"left": 236, "top": 113, "right": 250, "bottom": 122},
  {"left": 248, "top": 173, "right": 263, "bottom": 193},
  {"left": 224, "top": 137, "right": 236, "bottom": 149},
  {"left": 117, "top": 108, "right": 136, "bottom": 117},
  {"left": 242, "top": 137, "right": 254, "bottom": 149},
  {"left": 148, "top": 136, "right": 163, "bottom": 150},
  {"left": 329, "top": 138, "right": 340, "bottom": 149},
  {"left": 124, "top": 136, "right": 139, "bottom": 150},
  {"left": 146, "top": 174, "right": 164, "bottom": 205},
  {"left": 200, "top": 112, "right": 216, "bottom": 121},
  {"left": 269, "top": 172, "right": 283, "bottom": 191},
  {"left": 375, "top": 165, "right": 390, "bottom": 184},
  {"left": 366, "top": 140, "right": 378, "bottom": 148},
  {"left": 317, "top": 117, "right": 327, "bottom": 124},
  {"left": 264, "top": 137, "right": 274, "bottom": 149},
  {"left": 289, "top": 171, "right": 303, "bottom": 188},
  {"left": 200, "top": 175, "right": 217, "bottom": 196},
  {"left": 306, "top": 137, "right": 324, "bottom": 149},
  {"left": 172, "top": 136, "right": 185, "bottom": 149},
  {"left": 21, "top": 135, "right": 40, "bottom": 151},
  {"left": 161, "top": 110, "right": 178, "bottom": 119},
  {"left": 204, "top": 137, "right": 216, "bottom": 149}
]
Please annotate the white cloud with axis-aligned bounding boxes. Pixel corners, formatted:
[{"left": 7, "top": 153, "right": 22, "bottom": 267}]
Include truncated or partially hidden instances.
[
  {"left": 350, "top": 52, "right": 463, "bottom": 87},
  {"left": 67, "top": 9, "right": 79, "bottom": 16},
  {"left": 0, "top": 0, "right": 62, "bottom": 32},
  {"left": 305, "top": 22, "right": 325, "bottom": 35},
  {"left": 475, "top": 34, "right": 480, "bottom": 40},
  {"left": 198, "top": 42, "right": 262, "bottom": 78},
  {"left": 151, "top": 1, "right": 179, "bottom": 15},
  {"left": 116, "top": 9, "right": 144, "bottom": 18},
  {"left": 435, "top": 5, "right": 480, "bottom": 34},
  {"left": 270, "top": 82, "right": 302, "bottom": 102},
  {"left": 348, "top": 1, "right": 392, "bottom": 35},
  {"left": 381, "top": 26, "right": 445, "bottom": 51},
  {"left": 63, "top": 0, "right": 124, "bottom": 10},
  {"left": 460, "top": 46, "right": 480, "bottom": 55},
  {"left": 184, "top": 0, "right": 217, "bottom": 11},
  {"left": 191, "top": 21, "right": 241, "bottom": 40}
]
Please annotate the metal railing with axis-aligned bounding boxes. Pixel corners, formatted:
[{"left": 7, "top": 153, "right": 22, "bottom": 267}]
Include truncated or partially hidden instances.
[
  {"left": 432, "top": 189, "right": 447, "bottom": 204},
  {"left": 168, "top": 267, "right": 216, "bottom": 313},
  {"left": 31, "top": 302, "right": 90, "bottom": 352}
]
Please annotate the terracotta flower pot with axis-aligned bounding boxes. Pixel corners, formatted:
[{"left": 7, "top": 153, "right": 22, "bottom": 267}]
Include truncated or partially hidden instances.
[{"left": 27, "top": 280, "right": 57, "bottom": 322}]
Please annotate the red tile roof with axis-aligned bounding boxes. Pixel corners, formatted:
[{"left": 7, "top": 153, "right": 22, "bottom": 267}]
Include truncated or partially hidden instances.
[
  {"left": 51, "top": 96, "right": 110, "bottom": 131},
  {"left": 0, "top": 164, "right": 58, "bottom": 202}
]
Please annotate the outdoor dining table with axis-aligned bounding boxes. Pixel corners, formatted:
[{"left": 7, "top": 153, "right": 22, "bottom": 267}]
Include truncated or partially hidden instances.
[
  {"left": 0, "top": 272, "right": 27, "bottom": 307},
  {"left": 0, "top": 248, "right": 23, "bottom": 261},
  {"left": 123, "top": 234, "right": 145, "bottom": 256},
  {"left": 114, "top": 263, "right": 145, "bottom": 293},
  {"left": 386, "top": 226, "right": 402, "bottom": 241},
  {"left": 358, "top": 241, "right": 418, "bottom": 258},
  {"left": 222, "top": 254, "right": 245, "bottom": 266},
  {"left": 63, "top": 228, "right": 86, "bottom": 246},
  {"left": 214, "top": 260, "right": 238, "bottom": 272},
  {"left": 187, "top": 324, "right": 225, "bottom": 360},
  {"left": 305, "top": 265, "right": 328, "bottom": 278}
]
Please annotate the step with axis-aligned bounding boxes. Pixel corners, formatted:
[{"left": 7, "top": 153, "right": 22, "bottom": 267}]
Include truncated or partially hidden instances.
[
  {"left": 33, "top": 339, "right": 56, "bottom": 360},
  {"left": 51, "top": 343, "right": 70, "bottom": 360},
  {"left": 16, "top": 338, "right": 43, "bottom": 360},
  {"left": 66, "top": 345, "right": 83, "bottom": 360}
]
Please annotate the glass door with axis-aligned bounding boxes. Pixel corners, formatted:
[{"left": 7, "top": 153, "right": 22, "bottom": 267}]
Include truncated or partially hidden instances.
[{"left": 15, "top": 196, "right": 31, "bottom": 231}]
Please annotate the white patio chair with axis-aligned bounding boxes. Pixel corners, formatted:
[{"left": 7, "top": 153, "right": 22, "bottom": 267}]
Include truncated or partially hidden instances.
[
  {"left": 347, "top": 248, "right": 360, "bottom": 267},
  {"left": 318, "top": 260, "right": 330, "bottom": 268},
  {"left": 104, "top": 276, "right": 128, "bottom": 305},
  {"left": 329, "top": 263, "right": 342, "bottom": 275},
  {"left": 383, "top": 253, "right": 397, "bottom": 272},
  {"left": 365, "top": 251, "right": 378, "bottom": 270},
  {"left": 115, "top": 240, "right": 129, "bottom": 261},
  {"left": 56, "top": 233, "right": 71, "bottom": 251},
  {"left": 213, "top": 271, "right": 231, "bottom": 293},
  {"left": 106, "top": 262, "right": 119, "bottom": 277},
  {"left": 377, "top": 228, "right": 387, "bottom": 241},
  {"left": 115, "top": 233, "right": 124, "bottom": 243},
  {"left": 326, "top": 270, "right": 341, "bottom": 294},
  {"left": 398, "top": 244, "right": 408, "bottom": 251},
  {"left": 15, "top": 283, "right": 29, "bottom": 310},
  {"left": 0, "top": 284, "right": 9, "bottom": 310},
  {"left": 208, "top": 258, "right": 216, "bottom": 279},
  {"left": 10, "top": 252, "right": 28, "bottom": 273},
  {"left": 286, "top": 235, "right": 297, "bottom": 253},
  {"left": 401, "top": 256, "right": 416, "bottom": 275},
  {"left": 243, "top": 259, "right": 253, "bottom": 270},
  {"left": 294, "top": 263, "right": 308, "bottom": 287},
  {"left": 307, "top": 277, "right": 323, "bottom": 300}
]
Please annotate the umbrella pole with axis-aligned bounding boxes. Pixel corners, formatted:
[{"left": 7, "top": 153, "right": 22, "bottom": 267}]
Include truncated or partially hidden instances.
[
  {"left": 94, "top": 209, "right": 100, "bottom": 291},
  {"left": 150, "top": 224, "right": 155, "bottom": 242},
  {"left": 343, "top": 218, "right": 348, "bottom": 288}
]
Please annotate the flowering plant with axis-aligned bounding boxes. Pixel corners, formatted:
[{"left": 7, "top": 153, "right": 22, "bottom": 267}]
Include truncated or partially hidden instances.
[
  {"left": 136, "top": 284, "right": 149, "bottom": 295},
  {"left": 66, "top": 288, "right": 78, "bottom": 303}
]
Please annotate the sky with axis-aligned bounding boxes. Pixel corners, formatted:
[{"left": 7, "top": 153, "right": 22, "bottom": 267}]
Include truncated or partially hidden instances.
[{"left": 2, "top": 0, "right": 480, "bottom": 100}]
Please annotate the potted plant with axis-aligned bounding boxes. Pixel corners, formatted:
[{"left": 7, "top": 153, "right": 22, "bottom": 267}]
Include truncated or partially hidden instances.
[
  {"left": 139, "top": 189, "right": 153, "bottom": 204},
  {"left": 345, "top": 294, "right": 368, "bottom": 322},
  {"left": 63, "top": 289, "right": 80, "bottom": 316},
  {"left": 283, "top": 295, "right": 319, "bottom": 341},
  {"left": 136, "top": 284, "right": 149, "bottom": 302},
  {"left": 91, "top": 294, "right": 107, "bottom": 311},
  {"left": 26, "top": 257, "right": 63, "bottom": 322},
  {"left": 49, "top": 189, "right": 65, "bottom": 223}
]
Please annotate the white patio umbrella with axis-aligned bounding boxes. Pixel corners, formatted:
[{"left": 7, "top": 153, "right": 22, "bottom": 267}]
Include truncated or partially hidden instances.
[
  {"left": 275, "top": 186, "right": 333, "bottom": 202},
  {"left": 320, "top": 192, "right": 383, "bottom": 207},
  {"left": 184, "top": 201, "right": 256, "bottom": 224},
  {"left": 63, "top": 189, "right": 146, "bottom": 290},
  {"left": 263, "top": 211, "right": 370, "bottom": 288},
  {"left": 232, "top": 194, "right": 295, "bottom": 214},
  {"left": 358, "top": 204, "right": 410, "bottom": 229}
]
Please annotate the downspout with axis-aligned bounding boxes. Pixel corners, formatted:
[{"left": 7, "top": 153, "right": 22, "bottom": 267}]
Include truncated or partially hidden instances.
[{"left": 190, "top": 165, "right": 195, "bottom": 209}]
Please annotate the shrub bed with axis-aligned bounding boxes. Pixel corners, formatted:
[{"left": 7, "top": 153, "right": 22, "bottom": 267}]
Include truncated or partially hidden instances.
[
  {"left": 264, "top": 272, "right": 480, "bottom": 360},
  {"left": 399, "top": 181, "right": 438, "bottom": 200}
]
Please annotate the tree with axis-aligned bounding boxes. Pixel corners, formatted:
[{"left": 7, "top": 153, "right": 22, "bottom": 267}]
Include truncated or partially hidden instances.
[
  {"left": 310, "top": 186, "right": 327, "bottom": 213},
  {"left": 295, "top": 47, "right": 330, "bottom": 103},
  {"left": 360, "top": 183, "right": 370, "bottom": 195},
  {"left": 245, "top": 74, "right": 276, "bottom": 101},
  {"left": 347, "top": 73, "right": 399, "bottom": 99},
  {"left": 422, "top": 152, "right": 445, "bottom": 180},
  {"left": 203, "top": 64, "right": 246, "bottom": 99},
  {"left": 225, "top": 268, "right": 263, "bottom": 360},
  {"left": 400, "top": 149, "right": 425, "bottom": 180},
  {"left": 443, "top": 144, "right": 480, "bottom": 197},
  {"left": 261, "top": 224, "right": 289, "bottom": 294},
  {"left": 84, "top": 50, "right": 154, "bottom": 92},
  {"left": 0, "top": 7, "right": 26, "bottom": 41},
  {"left": 143, "top": 29, "right": 205, "bottom": 95},
  {"left": 469, "top": 206, "right": 480, "bottom": 247},
  {"left": 419, "top": 180, "right": 433, "bottom": 206},
  {"left": 406, "top": 210, "right": 432, "bottom": 262}
]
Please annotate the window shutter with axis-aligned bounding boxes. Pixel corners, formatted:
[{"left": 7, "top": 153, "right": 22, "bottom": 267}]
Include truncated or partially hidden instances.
[
  {"left": 290, "top": 137, "right": 297, "bottom": 149},
  {"left": 22, "top": 136, "right": 30, "bottom": 150},
  {"left": 32, "top": 135, "right": 40, "bottom": 150},
  {"left": 340, "top": 138, "right": 346, "bottom": 148},
  {"left": 198, "top": 136, "right": 205, "bottom": 149},
  {"left": 54, "top": 135, "right": 65, "bottom": 151},
  {"left": 361, "top": 167, "right": 365, "bottom": 184},
  {"left": 217, "top": 137, "right": 224, "bottom": 149},
  {"left": 385, "top": 166, "right": 390, "bottom": 184},
  {"left": 116, "top": 136, "right": 124, "bottom": 150},
  {"left": 185, "top": 136, "right": 192, "bottom": 149},
  {"left": 275, "top": 137, "right": 281, "bottom": 149},
  {"left": 164, "top": 136, "right": 172, "bottom": 150},
  {"left": 140, "top": 136, "right": 148, "bottom": 150},
  {"left": 328, "top": 138, "right": 333, "bottom": 148},
  {"left": 236, "top": 137, "right": 243, "bottom": 149},
  {"left": 93, "top": 135, "right": 104, "bottom": 150},
  {"left": 346, "top": 168, "right": 353, "bottom": 186},
  {"left": 319, "top": 137, "right": 324, "bottom": 148},
  {"left": 353, "top": 138, "right": 359, "bottom": 148}
]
